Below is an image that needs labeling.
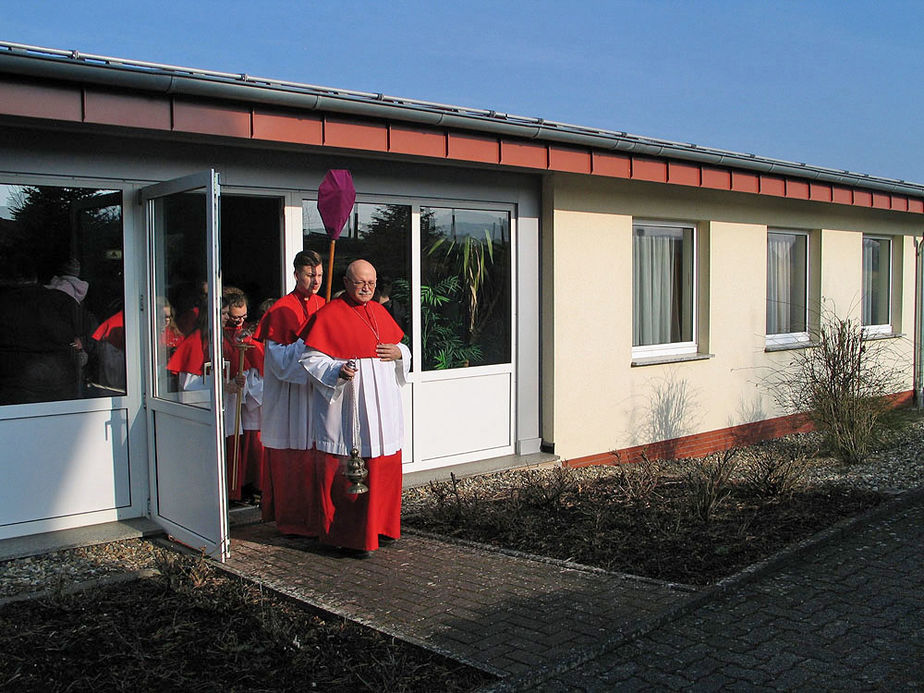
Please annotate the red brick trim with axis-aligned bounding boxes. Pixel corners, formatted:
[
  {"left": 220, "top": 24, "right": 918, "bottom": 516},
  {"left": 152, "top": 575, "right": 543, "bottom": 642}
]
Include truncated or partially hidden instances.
[
  {"left": 564, "top": 391, "right": 914, "bottom": 468},
  {"left": 1, "top": 75, "right": 922, "bottom": 214}
]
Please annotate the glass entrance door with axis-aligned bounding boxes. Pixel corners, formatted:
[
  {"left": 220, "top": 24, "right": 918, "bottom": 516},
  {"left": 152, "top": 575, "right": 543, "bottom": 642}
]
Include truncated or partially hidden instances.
[{"left": 142, "top": 170, "right": 229, "bottom": 559}]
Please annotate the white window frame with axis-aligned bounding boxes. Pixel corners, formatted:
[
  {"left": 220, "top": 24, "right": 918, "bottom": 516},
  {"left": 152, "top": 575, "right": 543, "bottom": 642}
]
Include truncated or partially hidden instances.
[
  {"left": 765, "top": 229, "right": 810, "bottom": 347},
  {"left": 632, "top": 220, "right": 697, "bottom": 359},
  {"left": 861, "top": 235, "right": 893, "bottom": 335}
]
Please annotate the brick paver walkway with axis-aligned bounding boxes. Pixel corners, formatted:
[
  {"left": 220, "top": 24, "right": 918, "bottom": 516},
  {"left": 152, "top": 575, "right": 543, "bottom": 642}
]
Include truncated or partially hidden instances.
[
  {"left": 527, "top": 495, "right": 924, "bottom": 691},
  {"left": 224, "top": 524, "right": 696, "bottom": 678},
  {"left": 223, "top": 492, "right": 923, "bottom": 690}
]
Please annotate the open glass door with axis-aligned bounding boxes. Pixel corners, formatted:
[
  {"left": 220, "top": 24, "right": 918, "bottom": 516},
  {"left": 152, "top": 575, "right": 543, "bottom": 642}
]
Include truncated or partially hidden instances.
[{"left": 141, "top": 170, "right": 229, "bottom": 559}]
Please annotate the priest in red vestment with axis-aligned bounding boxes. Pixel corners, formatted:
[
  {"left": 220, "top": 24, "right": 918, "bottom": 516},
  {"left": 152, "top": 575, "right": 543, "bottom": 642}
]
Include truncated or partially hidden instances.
[
  {"left": 300, "top": 259, "right": 410, "bottom": 554},
  {"left": 252, "top": 251, "right": 326, "bottom": 536}
]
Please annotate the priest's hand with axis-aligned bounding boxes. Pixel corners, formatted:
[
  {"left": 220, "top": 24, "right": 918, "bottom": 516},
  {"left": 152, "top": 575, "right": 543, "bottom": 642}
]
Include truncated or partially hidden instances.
[
  {"left": 339, "top": 360, "right": 358, "bottom": 380},
  {"left": 376, "top": 343, "right": 402, "bottom": 361}
]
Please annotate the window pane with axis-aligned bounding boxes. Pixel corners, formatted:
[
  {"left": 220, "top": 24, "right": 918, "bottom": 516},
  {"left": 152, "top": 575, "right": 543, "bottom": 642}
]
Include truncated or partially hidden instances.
[
  {"left": 155, "top": 191, "right": 209, "bottom": 405},
  {"left": 766, "top": 232, "right": 807, "bottom": 335},
  {"left": 862, "top": 237, "right": 891, "bottom": 326},
  {"left": 302, "top": 200, "right": 412, "bottom": 338},
  {"left": 420, "top": 207, "right": 511, "bottom": 370},
  {"left": 633, "top": 224, "right": 694, "bottom": 347},
  {"left": 0, "top": 184, "right": 124, "bottom": 405}
]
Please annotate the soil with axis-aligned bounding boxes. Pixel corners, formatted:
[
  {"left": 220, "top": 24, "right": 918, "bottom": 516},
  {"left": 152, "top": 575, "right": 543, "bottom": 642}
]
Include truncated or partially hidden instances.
[{"left": 0, "top": 553, "right": 493, "bottom": 692}]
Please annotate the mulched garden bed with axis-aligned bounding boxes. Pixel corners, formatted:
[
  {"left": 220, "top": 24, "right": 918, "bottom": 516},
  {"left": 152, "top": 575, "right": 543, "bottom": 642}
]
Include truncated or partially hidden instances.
[
  {"left": 402, "top": 455, "right": 887, "bottom": 586},
  {"left": 0, "top": 552, "right": 493, "bottom": 692}
]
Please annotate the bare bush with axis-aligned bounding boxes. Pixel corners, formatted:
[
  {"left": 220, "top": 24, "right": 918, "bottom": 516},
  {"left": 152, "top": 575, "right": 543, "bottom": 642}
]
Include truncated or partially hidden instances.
[
  {"left": 742, "top": 439, "right": 812, "bottom": 498},
  {"left": 515, "top": 466, "right": 576, "bottom": 507},
  {"left": 684, "top": 449, "right": 739, "bottom": 522},
  {"left": 768, "top": 314, "right": 904, "bottom": 464},
  {"left": 610, "top": 452, "right": 661, "bottom": 507}
]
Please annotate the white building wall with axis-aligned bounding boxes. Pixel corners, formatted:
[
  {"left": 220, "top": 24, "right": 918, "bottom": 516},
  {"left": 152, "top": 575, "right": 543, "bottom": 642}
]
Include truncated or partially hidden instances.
[{"left": 544, "top": 176, "right": 919, "bottom": 462}]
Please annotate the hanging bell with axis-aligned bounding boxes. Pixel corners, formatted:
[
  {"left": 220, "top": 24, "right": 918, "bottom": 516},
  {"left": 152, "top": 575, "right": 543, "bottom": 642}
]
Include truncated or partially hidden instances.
[{"left": 344, "top": 446, "right": 369, "bottom": 495}]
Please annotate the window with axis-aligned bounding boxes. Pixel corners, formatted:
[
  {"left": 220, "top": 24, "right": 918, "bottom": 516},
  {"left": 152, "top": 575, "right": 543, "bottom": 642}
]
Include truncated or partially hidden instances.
[
  {"left": 766, "top": 230, "right": 809, "bottom": 345},
  {"left": 303, "top": 199, "right": 412, "bottom": 339},
  {"left": 0, "top": 184, "right": 124, "bottom": 405},
  {"left": 632, "top": 221, "right": 696, "bottom": 357},
  {"left": 862, "top": 236, "right": 892, "bottom": 333},
  {"left": 420, "top": 207, "right": 511, "bottom": 370}
]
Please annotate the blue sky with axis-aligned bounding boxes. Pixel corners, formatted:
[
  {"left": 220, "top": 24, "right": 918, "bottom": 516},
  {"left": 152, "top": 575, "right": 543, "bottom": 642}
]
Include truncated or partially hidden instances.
[{"left": 4, "top": 0, "right": 924, "bottom": 183}]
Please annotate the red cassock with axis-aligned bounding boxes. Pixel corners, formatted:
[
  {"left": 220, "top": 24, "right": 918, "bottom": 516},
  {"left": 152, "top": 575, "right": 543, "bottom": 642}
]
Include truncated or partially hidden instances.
[
  {"left": 253, "top": 290, "right": 325, "bottom": 534},
  {"left": 92, "top": 309, "right": 125, "bottom": 351},
  {"left": 304, "top": 297, "right": 406, "bottom": 551},
  {"left": 224, "top": 327, "right": 265, "bottom": 501},
  {"left": 166, "top": 327, "right": 265, "bottom": 501}
]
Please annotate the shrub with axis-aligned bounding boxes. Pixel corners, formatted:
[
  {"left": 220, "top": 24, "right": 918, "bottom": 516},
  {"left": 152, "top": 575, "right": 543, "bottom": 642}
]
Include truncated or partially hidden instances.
[
  {"left": 742, "top": 439, "right": 812, "bottom": 498},
  {"left": 610, "top": 452, "right": 662, "bottom": 508},
  {"left": 768, "top": 315, "right": 904, "bottom": 464},
  {"left": 683, "top": 449, "right": 739, "bottom": 523}
]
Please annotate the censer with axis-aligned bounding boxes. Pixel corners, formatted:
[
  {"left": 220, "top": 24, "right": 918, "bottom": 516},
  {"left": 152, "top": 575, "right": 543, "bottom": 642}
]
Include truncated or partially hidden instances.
[{"left": 343, "top": 359, "right": 369, "bottom": 494}]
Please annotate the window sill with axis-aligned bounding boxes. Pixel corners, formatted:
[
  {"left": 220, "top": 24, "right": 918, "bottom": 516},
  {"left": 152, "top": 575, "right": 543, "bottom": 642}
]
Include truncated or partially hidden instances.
[
  {"left": 765, "top": 341, "right": 817, "bottom": 353},
  {"left": 631, "top": 352, "right": 714, "bottom": 367},
  {"left": 863, "top": 331, "right": 904, "bottom": 341}
]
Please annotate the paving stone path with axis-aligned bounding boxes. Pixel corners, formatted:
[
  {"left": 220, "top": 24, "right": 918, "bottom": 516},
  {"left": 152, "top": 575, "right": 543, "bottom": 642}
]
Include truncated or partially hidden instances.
[
  {"left": 224, "top": 524, "right": 696, "bottom": 678},
  {"left": 527, "top": 496, "right": 924, "bottom": 691},
  {"left": 224, "top": 492, "right": 923, "bottom": 690}
]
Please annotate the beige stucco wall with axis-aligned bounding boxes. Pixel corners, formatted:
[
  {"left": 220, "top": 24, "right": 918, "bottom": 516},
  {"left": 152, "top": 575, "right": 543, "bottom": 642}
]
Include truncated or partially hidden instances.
[{"left": 542, "top": 176, "right": 920, "bottom": 462}]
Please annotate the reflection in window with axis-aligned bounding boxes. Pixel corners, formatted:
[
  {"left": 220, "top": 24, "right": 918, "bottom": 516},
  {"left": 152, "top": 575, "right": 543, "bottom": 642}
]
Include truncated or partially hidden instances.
[
  {"left": 420, "top": 207, "right": 511, "bottom": 370},
  {"left": 303, "top": 200, "right": 412, "bottom": 340},
  {"left": 0, "top": 184, "right": 124, "bottom": 405},
  {"left": 862, "top": 236, "right": 891, "bottom": 330},
  {"left": 151, "top": 192, "right": 210, "bottom": 406}
]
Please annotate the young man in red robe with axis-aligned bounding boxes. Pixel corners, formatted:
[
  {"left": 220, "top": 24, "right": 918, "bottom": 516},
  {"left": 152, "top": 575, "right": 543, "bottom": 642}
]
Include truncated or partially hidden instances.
[
  {"left": 222, "top": 291, "right": 265, "bottom": 502},
  {"left": 253, "top": 251, "right": 326, "bottom": 536},
  {"left": 166, "top": 291, "right": 264, "bottom": 501},
  {"left": 299, "top": 259, "right": 410, "bottom": 555}
]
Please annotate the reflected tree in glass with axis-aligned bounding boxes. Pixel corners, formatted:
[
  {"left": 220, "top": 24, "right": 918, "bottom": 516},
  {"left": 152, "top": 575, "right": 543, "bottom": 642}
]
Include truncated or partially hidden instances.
[{"left": 418, "top": 207, "right": 510, "bottom": 370}]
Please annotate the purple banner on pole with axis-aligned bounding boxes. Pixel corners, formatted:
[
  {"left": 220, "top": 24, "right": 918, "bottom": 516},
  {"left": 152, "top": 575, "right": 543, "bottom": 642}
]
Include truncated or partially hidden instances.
[{"left": 317, "top": 169, "right": 356, "bottom": 240}]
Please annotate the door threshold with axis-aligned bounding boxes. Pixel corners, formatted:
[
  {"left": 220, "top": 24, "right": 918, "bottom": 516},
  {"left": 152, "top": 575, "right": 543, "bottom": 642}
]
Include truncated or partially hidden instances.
[{"left": 0, "top": 518, "right": 163, "bottom": 562}]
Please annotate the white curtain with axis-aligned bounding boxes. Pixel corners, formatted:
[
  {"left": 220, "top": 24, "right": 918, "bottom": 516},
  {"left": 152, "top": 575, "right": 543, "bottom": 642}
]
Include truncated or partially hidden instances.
[
  {"left": 633, "top": 227, "right": 683, "bottom": 346},
  {"left": 767, "top": 232, "right": 807, "bottom": 335},
  {"left": 767, "top": 234, "right": 794, "bottom": 334},
  {"left": 862, "top": 237, "right": 889, "bottom": 325}
]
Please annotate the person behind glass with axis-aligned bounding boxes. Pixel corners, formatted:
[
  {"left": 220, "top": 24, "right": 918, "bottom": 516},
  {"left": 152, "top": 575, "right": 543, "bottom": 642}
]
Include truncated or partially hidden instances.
[
  {"left": 158, "top": 300, "right": 184, "bottom": 357},
  {"left": 221, "top": 289, "right": 265, "bottom": 503},
  {"left": 252, "top": 251, "right": 326, "bottom": 536},
  {"left": 299, "top": 259, "right": 410, "bottom": 555},
  {"left": 45, "top": 256, "right": 95, "bottom": 395},
  {"left": 373, "top": 276, "right": 406, "bottom": 332},
  {"left": 0, "top": 253, "right": 84, "bottom": 404},
  {"left": 91, "top": 302, "right": 126, "bottom": 393}
]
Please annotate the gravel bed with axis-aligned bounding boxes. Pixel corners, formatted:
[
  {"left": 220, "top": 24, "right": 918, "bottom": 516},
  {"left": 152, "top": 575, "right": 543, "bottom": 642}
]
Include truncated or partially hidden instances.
[
  {"left": 5, "top": 419, "right": 924, "bottom": 601},
  {"left": 0, "top": 539, "right": 159, "bottom": 601}
]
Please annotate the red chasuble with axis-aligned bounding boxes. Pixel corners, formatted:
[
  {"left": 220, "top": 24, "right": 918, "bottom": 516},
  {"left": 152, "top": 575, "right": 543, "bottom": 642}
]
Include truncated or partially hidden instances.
[
  {"left": 167, "top": 330, "right": 206, "bottom": 375},
  {"left": 304, "top": 296, "right": 404, "bottom": 358},
  {"left": 167, "top": 328, "right": 263, "bottom": 376},
  {"left": 92, "top": 310, "right": 125, "bottom": 351},
  {"left": 224, "top": 328, "right": 264, "bottom": 377},
  {"left": 254, "top": 290, "right": 325, "bottom": 346}
]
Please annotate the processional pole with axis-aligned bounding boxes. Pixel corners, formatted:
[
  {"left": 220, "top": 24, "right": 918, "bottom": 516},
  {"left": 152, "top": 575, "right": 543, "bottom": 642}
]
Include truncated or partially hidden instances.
[{"left": 316, "top": 170, "right": 367, "bottom": 494}]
